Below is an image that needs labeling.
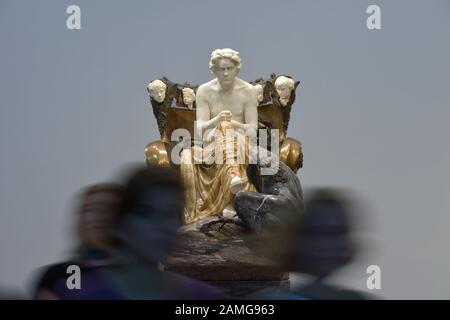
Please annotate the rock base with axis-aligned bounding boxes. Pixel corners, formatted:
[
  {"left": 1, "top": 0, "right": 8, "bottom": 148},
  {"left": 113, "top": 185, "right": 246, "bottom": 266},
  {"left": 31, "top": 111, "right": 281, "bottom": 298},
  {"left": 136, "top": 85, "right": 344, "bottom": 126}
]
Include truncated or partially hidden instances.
[{"left": 164, "top": 215, "right": 289, "bottom": 298}]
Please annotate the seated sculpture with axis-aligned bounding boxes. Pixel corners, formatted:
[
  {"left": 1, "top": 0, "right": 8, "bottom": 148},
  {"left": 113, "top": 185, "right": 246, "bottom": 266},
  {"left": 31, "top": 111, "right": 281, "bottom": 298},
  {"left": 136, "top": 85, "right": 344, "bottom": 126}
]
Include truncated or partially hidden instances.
[
  {"left": 145, "top": 50, "right": 303, "bottom": 225},
  {"left": 182, "top": 48, "right": 257, "bottom": 222}
]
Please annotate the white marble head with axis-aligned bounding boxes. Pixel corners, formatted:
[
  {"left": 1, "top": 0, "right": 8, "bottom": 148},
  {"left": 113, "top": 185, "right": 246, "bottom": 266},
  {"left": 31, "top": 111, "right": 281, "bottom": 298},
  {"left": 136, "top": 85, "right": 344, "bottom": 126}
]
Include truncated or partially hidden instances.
[
  {"left": 182, "top": 87, "right": 195, "bottom": 110},
  {"left": 209, "top": 48, "right": 241, "bottom": 72},
  {"left": 147, "top": 79, "right": 167, "bottom": 103},
  {"left": 275, "top": 76, "right": 295, "bottom": 107},
  {"left": 253, "top": 84, "right": 264, "bottom": 103},
  {"left": 209, "top": 48, "right": 241, "bottom": 88}
]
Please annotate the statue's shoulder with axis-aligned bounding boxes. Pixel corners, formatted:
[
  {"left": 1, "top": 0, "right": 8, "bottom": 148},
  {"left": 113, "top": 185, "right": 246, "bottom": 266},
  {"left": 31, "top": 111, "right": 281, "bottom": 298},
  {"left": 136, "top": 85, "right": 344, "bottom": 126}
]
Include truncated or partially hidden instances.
[
  {"left": 197, "top": 79, "right": 217, "bottom": 94},
  {"left": 235, "top": 78, "right": 255, "bottom": 92}
]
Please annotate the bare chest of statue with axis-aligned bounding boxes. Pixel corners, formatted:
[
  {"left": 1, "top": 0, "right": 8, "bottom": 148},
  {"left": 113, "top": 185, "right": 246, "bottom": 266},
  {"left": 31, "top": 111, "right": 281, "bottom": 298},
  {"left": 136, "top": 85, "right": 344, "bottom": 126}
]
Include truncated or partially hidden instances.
[{"left": 209, "top": 89, "right": 246, "bottom": 122}]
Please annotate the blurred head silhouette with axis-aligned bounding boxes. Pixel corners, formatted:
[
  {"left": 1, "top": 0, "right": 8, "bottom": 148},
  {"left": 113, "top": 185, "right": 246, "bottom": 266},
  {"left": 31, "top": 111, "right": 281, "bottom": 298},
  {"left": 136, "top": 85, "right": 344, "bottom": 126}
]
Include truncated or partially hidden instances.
[
  {"left": 77, "top": 183, "right": 125, "bottom": 248},
  {"left": 114, "top": 165, "right": 184, "bottom": 265},
  {"left": 283, "top": 188, "right": 356, "bottom": 279}
]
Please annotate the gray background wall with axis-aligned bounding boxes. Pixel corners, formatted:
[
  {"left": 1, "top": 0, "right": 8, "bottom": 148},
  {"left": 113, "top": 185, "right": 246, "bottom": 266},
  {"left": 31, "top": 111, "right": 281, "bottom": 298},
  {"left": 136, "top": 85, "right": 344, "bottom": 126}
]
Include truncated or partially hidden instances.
[{"left": 1, "top": 0, "right": 449, "bottom": 298}]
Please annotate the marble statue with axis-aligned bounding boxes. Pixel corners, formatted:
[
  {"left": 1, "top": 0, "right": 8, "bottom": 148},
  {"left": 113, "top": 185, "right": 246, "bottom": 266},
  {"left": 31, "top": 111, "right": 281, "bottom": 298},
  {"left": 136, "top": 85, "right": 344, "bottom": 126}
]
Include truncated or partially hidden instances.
[
  {"left": 275, "top": 76, "right": 295, "bottom": 107},
  {"left": 180, "top": 48, "right": 259, "bottom": 223},
  {"left": 253, "top": 84, "right": 264, "bottom": 103},
  {"left": 143, "top": 56, "right": 306, "bottom": 297},
  {"left": 144, "top": 54, "right": 303, "bottom": 226},
  {"left": 147, "top": 79, "right": 167, "bottom": 103},
  {"left": 182, "top": 87, "right": 196, "bottom": 110}
]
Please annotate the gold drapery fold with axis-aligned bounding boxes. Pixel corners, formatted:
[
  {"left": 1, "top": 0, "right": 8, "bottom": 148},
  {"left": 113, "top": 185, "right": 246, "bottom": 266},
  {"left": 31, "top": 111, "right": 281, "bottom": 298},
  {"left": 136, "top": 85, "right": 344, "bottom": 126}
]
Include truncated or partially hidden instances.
[{"left": 181, "top": 121, "right": 255, "bottom": 224}]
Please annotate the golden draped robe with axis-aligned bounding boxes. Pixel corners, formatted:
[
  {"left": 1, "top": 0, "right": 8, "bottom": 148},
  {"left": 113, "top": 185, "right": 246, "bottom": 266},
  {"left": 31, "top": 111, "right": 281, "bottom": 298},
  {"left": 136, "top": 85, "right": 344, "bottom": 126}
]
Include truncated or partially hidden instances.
[{"left": 181, "top": 121, "right": 256, "bottom": 224}]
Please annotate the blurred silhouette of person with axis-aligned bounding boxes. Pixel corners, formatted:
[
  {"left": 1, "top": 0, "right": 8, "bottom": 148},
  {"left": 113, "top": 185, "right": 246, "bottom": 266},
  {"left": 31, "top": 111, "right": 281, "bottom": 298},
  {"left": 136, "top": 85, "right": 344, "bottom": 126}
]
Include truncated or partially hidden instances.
[
  {"left": 32, "top": 183, "right": 127, "bottom": 299},
  {"left": 33, "top": 166, "right": 226, "bottom": 299},
  {"left": 100, "top": 165, "right": 227, "bottom": 299},
  {"left": 251, "top": 188, "right": 371, "bottom": 300}
]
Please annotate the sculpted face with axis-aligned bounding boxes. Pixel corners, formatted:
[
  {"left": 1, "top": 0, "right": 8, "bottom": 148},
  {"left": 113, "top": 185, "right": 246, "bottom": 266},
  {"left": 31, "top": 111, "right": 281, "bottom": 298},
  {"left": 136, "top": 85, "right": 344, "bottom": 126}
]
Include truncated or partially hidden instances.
[
  {"left": 213, "top": 58, "right": 239, "bottom": 88},
  {"left": 148, "top": 80, "right": 166, "bottom": 103},
  {"left": 253, "top": 84, "right": 264, "bottom": 103},
  {"left": 275, "top": 76, "right": 295, "bottom": 107},
  {"left": 276, "top": 85, "right": 291, "bottom": 106},
  {"left": 182, "top": 88, "right": 195, "bottom": 109},
  {"left": 152, "top": 89, "right": 165, "bottom": 103}
]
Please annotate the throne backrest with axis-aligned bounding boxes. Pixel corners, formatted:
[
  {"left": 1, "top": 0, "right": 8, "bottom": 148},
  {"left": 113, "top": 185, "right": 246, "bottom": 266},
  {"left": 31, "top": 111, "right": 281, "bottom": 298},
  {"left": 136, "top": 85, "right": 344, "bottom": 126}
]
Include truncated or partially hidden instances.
[{"left": 148, "top": 74, "right": 300, "bottom": 150}]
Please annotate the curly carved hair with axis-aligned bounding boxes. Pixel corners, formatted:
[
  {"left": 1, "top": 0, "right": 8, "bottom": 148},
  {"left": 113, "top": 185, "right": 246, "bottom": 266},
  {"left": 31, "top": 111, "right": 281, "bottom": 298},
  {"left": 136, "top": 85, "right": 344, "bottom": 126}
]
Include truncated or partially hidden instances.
[{"left": 209, "top": 48, "right": 241, "bottom": 72}]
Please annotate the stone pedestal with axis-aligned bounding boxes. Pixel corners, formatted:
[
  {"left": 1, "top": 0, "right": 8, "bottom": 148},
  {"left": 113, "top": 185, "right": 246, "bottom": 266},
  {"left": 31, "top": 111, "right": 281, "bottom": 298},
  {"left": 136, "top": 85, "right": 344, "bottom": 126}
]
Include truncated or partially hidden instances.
[{"left": 164, "top": 216, "right": 289, "bottom": 298}]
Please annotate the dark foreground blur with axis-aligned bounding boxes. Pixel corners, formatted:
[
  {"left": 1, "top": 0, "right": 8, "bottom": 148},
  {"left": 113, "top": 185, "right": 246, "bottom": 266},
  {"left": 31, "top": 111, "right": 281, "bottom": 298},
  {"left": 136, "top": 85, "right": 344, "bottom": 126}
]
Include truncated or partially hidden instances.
[
  {"left": 1, "top": 166, "right": 374, "bottom": 300},
  {"left": 31, "top": 165, "right": 226, "bottom": 299},
  {"left": 248, "top": 188, "right": 373, "bottom": 300}
]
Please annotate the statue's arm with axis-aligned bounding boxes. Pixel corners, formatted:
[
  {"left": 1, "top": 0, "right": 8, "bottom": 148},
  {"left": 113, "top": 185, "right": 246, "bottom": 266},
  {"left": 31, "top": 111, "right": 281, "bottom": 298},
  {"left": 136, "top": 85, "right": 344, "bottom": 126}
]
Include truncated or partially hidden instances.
[
  {"left": 231, "top": 87, "right": 258, "bottom": 132},
  {"left": 195, "top": 85, "right": 221, "bottom": 134}
]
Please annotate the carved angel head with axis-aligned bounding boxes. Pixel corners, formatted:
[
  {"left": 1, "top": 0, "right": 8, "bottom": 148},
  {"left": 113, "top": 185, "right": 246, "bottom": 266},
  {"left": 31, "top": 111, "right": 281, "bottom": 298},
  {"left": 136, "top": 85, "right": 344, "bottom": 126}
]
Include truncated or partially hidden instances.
[
  {"left": 275, "top": 76, "right": 295, "bottom": 107},
  {"left": 147, "top": 79, "right": 167, "bottom": 103},
  {"left": 253, "top": 84, "right": 264, "bottom": 103},
  {"left": 182, "top": 87, "right": 195, "bottom": 110}
]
